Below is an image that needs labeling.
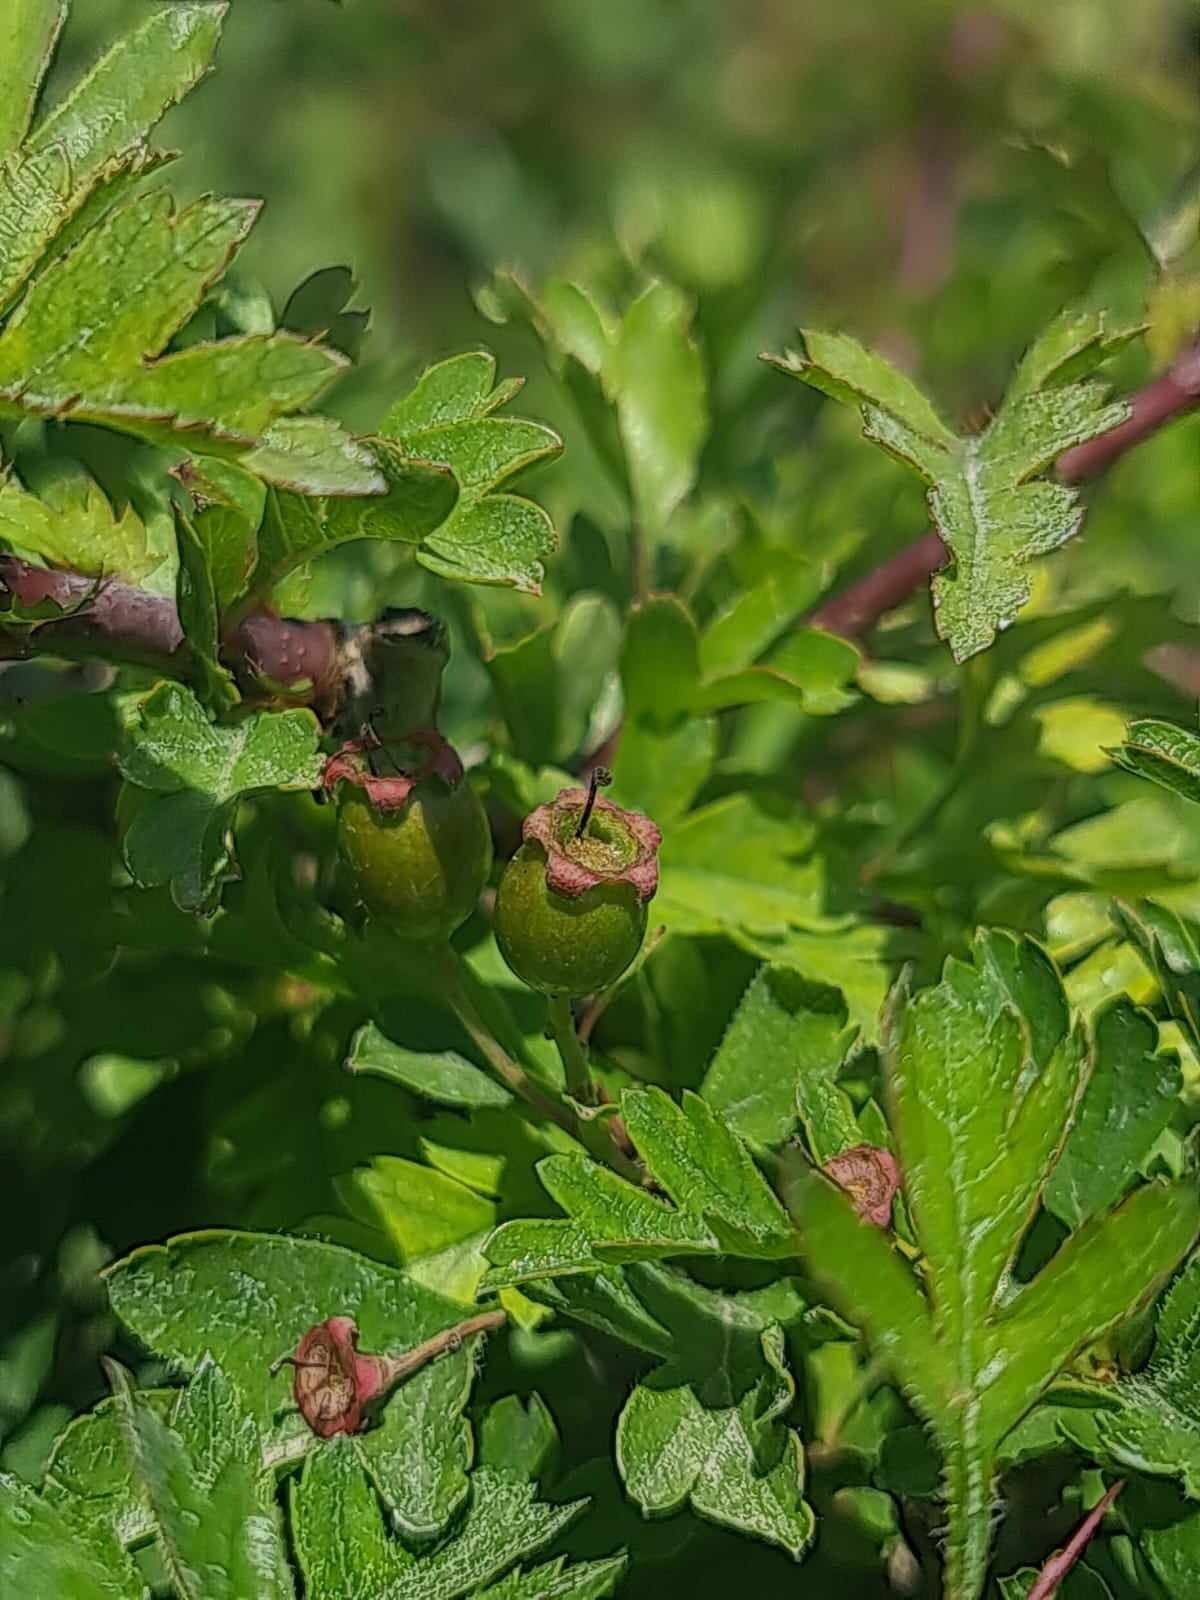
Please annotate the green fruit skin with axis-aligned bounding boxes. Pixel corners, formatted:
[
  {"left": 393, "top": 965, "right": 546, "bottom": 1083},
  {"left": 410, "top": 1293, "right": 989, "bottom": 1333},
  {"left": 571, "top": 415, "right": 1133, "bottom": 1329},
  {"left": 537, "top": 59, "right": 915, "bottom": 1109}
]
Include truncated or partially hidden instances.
[
  {"left": 494, "top": 840, "right": 648, "bottom": 996},
  {"left": 338, "top": 778, "right": 492, "bottom": 940}
]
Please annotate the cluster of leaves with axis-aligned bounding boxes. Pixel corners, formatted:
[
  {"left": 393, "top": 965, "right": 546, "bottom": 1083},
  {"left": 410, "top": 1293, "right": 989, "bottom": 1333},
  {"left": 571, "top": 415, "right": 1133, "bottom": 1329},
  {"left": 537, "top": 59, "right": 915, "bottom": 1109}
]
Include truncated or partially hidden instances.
[
  {"left": 4, "top": 1231, "right": 625, "bottom": 1600},
  {"left": 0, "top": 4, "right": 559, "bottom": 694},
  {"left": 4, "top": 5, "right": 1200, "bottom": 1600}
]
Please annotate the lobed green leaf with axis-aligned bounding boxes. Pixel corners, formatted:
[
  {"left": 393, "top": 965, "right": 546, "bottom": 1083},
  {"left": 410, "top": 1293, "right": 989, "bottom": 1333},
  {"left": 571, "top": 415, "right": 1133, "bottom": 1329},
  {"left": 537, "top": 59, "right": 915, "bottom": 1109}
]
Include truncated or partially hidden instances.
[
  {"left": 108, "top": 1360, "right": 293, "bottom": 1600},
  {"left": 1044, "top": 999, "right": 1181, "bottom": 1228},
  {"left": 617, "top": 1314, "right": 812, "bottom": 1559},
  {"left": 700, "top": 964, "right": 857, "bottom": 1152},
  {"left": 482, "top": 1086, "right": 794, "bottom": 1291},
  {"left": 117, "top": 684, "right": 323, "bottom": 910},
  {"left": 1108, "top": 717, "right": 1200, "bottom": 807},
  {"left": 0, "top": 467, "right": 176, "bottom": 594},
  {"left": 788, "top": 931, "right": 1200, "bottom": 1600},
  {"left": 0, "top": 187, "right": 344, "bottom": 451},
  {"left": 1057, "top": 1252, "right": 1200, "bottom": 1496},
  {"left": 766, "top": 312, "right": 1133, "bottom": 660},
  {"left": 380, "top": 350, "right": 560, "bottom": 594},
  {"left": 1113, "top": 898, "right": 1200, "bottom": 1056},
  {"left": 0, "top": 0, "right": 65, "bottom": 158},
  {"left": 0, "top": 3, "right": 224, "bottom": 314},
  {"left": 346, "top": 1022, "right": 512, "bottom": 1110},
  {"left": 606, "top": 281, "right": 708, "bottom": 535},
  {"left": 474, "top": 1553, "right": 628, "bottom": 1600},
  {"left": 478, "top": 1394, "right": 559, "bottom": 1484},
  {"left": 0, "top": 1467, "right": 144, "bottom": 1600},
  {"left": 292, "top": 1451, "right": 588, "bottom": 1600}
]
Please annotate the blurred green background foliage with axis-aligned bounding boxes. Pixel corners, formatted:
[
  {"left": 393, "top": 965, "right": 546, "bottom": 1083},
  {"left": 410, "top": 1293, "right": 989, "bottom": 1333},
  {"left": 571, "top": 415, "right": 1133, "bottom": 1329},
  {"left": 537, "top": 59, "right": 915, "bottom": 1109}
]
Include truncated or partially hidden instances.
[
  {"left": 53, "top": 0, "right": 1200, "bottom": 688},
  {"left": 57, "top": 0, "right": 1200, "bottom": 384}
]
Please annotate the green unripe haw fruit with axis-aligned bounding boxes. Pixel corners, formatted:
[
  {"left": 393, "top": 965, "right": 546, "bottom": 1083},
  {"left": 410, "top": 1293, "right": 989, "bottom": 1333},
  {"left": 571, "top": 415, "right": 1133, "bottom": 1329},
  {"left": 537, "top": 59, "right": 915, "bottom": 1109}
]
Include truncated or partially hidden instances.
[
  {"left": 323, "top": 727, "right": 492, "bottom": 941},
  {"left": 495, "top": 772, "right": 661, "bottom": 996}
]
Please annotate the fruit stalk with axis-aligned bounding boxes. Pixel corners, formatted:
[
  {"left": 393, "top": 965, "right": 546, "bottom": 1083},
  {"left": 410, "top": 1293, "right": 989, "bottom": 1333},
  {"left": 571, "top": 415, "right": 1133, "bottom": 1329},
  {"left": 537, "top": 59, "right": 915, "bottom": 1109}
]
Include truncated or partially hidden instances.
[{"left": 546, "top": 992, "right": 594, "bottom": 1103}]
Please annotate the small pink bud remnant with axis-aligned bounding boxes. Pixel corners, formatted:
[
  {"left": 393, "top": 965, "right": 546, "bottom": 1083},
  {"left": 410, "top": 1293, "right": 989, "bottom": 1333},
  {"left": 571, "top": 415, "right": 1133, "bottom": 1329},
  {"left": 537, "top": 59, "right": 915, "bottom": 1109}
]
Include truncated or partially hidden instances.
[
  {"left": 275, "top": 1315, "right": 379, "bottom": 1438},
  {"left": 823, "top": 1145, "right": 900, "bottom": 1228},
  {"left": 272, "top": 1310, "right": 506, "bottom": 1439}
]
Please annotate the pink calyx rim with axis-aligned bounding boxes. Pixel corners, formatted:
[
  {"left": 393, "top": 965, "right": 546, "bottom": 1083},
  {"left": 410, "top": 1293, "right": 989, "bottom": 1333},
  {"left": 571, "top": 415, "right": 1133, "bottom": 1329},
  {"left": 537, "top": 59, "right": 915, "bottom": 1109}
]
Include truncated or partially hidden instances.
[
  {"left": 524, "top": 788, "right": 661, "bottom": 902},
  {"left": 321, "top": 726, "right": 463, "bottom": 814}
]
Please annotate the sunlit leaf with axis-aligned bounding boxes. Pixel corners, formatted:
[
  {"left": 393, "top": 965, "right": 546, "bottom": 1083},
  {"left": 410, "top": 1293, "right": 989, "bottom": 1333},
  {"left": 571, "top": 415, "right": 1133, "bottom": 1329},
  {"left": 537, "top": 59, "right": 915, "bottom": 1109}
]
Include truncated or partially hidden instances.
[
  {"left": 701, "top": 965, "right": 857, "bottom": 1152},
  {"left": 117, "top": 684, "right": 322, "bottom": 910},
  {"left": 616, "top": 1275, "right": 812, "bottom": 1558},
  {"left": 0, "top": 1466, "right": 143, "bottom": 1600},
  {"left": 105, "top": 1229, "right": 494, "bottom": 1539},
  {"left": 381, "top": 351, "right": 561, "bottom": 594},
  {"left": 766, "top": 310, "right": 1132, "bottom": 660},
  {"left": 346, "top": 1022, "right": 512, "bottom": 1110},
  {"left": 482, "top": 1086, "right": 795, "bottom": 1289},
  {"left": 605, "top": 281, "right": 707, "bottom": 535},
  {"left": 0, "top": 190, "right": 345, "bottom": 450},
  {"left": 1044, "top": 999, "right": 1181, "bottom": 1228},
  {"left": 0, "top": 2, "right": 223, "bottom": 312},
  {"left": 291, "top": 1447, "right": 589, "bottom": 1600},
  {"left": 1108, "top": 717, "right": 1200, "bottom": 807},
  {"left": 108, "top": 1359, "right": 294, "bottom": 1600},
  {"left": 785, "top": 932, "right": 1200, "bottom": 1600}
]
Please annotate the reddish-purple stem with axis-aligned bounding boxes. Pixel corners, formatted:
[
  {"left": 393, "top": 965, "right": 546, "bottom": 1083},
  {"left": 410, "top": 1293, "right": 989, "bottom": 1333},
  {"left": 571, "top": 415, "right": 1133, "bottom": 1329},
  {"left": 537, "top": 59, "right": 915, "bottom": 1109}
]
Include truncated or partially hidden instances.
[
  {"left": 3, "top": 345, "right": 1198, "bottom": 679},
  {"left": 807, "top": 531, "right": 947, "bottom": 639},
  {"left": 1026, "top": 1480, "right": 1124, "bottom": 1600},
  {"left": 1057, "top": 342, "right": 1200, "bottom": 481},
  {"left": 896, "top": 128, "right": 959, "bottom": 300},
  {"left": 807, "top": 339, "right": 1200, "bottom": 640},
  {"left": 0, "top": 554, "right": 343, "bottom": 712},
  {"left": 0, "top": 558, "right": 184, "bottom": 665}
]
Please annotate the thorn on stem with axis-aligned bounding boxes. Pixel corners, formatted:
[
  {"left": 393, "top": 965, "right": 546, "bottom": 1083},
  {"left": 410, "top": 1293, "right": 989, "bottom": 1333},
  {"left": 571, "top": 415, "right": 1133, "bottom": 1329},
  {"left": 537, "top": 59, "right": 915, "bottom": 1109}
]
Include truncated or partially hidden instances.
[{"left": 1027, "top": 1479, "right": 1124, "bottom": 1600}]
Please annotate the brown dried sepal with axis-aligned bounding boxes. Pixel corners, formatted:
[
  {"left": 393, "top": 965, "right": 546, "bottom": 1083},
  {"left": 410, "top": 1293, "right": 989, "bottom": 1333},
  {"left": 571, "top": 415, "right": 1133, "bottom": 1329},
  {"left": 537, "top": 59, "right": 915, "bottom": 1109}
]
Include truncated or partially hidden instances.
[
  {"left": 524, "top": 789, "right": 661, "bottom": 902},
  {"left": 823, "top": 1144, "right": 900, "bottom": 1228},
  {"left": 279, "top": 1316, "right": 394, "bottom": 1438},
  {"left": 272, "top": 1308, "right": 508, "bottom": 1439},
  {"left": 320, "top": 726, "right": 464, "bottom": 814}
]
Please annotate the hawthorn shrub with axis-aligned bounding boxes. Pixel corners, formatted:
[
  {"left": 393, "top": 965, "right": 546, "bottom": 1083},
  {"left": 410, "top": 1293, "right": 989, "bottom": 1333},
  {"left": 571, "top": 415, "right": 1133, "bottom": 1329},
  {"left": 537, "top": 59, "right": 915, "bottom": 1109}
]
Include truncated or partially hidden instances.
[{"left": 3, "top": 6, "right": 1200, "bottom": 1600}]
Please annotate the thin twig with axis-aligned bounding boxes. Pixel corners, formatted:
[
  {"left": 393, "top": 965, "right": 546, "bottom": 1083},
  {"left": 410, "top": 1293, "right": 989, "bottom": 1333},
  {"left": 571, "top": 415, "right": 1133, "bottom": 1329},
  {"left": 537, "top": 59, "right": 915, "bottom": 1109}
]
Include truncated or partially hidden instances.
[
  {"left": 434, "top": 946, "right": 642, "bottom": 1182},
  {"left": 0, "top": 560, "right": 185, "bottom": 666},
  {"left": 433, "top": 946, "right": 578, "bottom": 1131},
  {"left": 896, "top": 124, "right": 960, "bottom": 301},
  {"left": 807, "top": 531, "right": 946, "bottom": 639},
  {"left": 382, "top": 1309, "right": 508, "bottom": 1382},
  {"left": 1057, "top": 342, "right": 1200, "bottom": 481},
  {"left": 807, "top": 339, "right": 1200, "bottom": 641},
  {"left": 1026, "top": 1479, "right": 1124, "bottom": 1600},
  {"left": 896, "top": 10, "right": 1013, "bottom": 300}
]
